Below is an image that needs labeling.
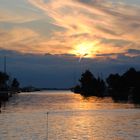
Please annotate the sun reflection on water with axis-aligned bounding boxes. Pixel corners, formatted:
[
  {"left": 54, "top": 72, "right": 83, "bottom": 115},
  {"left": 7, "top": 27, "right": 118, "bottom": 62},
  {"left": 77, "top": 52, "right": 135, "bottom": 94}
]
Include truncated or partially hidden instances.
[{"left": 0, "top": 91, "right": 140, "bottom": 140}]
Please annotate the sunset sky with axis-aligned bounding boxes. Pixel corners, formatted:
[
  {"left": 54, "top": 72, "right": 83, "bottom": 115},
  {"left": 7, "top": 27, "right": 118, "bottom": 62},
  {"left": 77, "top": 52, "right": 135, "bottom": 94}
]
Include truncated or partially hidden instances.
[{"left": 0, "top": 0, "right": 140, "bottom": 87}]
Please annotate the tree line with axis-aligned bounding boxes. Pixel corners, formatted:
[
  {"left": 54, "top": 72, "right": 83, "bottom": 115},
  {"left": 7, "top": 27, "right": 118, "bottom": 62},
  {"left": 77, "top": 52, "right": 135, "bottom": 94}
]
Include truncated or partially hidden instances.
[
  {"left": 0, "top": 71, "right": 20, "bottom": 111},
  {"left": 0, "top": 72, "right": 20, "bottom": 92},
  {"left": 72, "top": 68, "right": 140, "bottom": 103}
]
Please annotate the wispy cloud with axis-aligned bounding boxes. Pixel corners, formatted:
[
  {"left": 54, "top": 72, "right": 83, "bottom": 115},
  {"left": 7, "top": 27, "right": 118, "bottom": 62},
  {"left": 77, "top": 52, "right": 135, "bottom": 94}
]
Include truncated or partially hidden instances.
[
  {"left": 0, "top": 0, "right": 42, "bottom": 24},
  {"left": 0, "top": 9, "right": 40, "bottom": 23},
  {"left": 0, "top": 28, "right": 39, "bottom": 53},
  {"left": 28, "top": 0, "right": 140, "bottom": 56},
  {"left": 0, "top": 27, "right": 74, "bottom": 54},
  {"left": 0, "top": 0, "right": 140, "bottom": 58}
]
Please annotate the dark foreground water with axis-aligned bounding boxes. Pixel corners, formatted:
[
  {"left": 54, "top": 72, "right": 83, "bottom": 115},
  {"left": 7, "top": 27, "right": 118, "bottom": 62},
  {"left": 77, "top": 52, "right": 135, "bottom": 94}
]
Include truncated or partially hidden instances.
[{"left": 0, "top": 90, "right": 140, "bottom": 140}]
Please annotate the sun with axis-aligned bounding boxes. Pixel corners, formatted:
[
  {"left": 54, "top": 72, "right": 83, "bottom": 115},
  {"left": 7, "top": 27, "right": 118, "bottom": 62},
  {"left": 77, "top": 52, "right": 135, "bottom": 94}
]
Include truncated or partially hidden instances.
[{"left": 72, "top": 42, "right": 95, "bottom": 58}]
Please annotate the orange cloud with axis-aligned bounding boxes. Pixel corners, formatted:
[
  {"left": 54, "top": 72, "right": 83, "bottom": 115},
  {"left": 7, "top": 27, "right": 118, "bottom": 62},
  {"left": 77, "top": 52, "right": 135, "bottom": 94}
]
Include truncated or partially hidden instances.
[
  {"left": 28, "top": 0, "right": 140, "bottom": 56},
  {"left": 0, "top": 28, "right": 74, "bottom": 54},
  {"left": 0, "top": 0, "right": 140, "bottom": 58}
]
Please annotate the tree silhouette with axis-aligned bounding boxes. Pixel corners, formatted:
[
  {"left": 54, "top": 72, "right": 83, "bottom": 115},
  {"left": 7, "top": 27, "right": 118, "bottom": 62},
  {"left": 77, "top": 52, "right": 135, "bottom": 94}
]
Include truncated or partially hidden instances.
[
  {"left": 0, "top": 72, "right": 20, "bottom": 108},
  {"left": 11, "top": 78, "right": 20, "bottom": 93},
  {"left": 79, "top": 70, "right": 96, "bottom": 96},
  {"left": 73, "top": 68, "right": 140, "bottom": 103},
  {"left": 96, "top": 77, "right": 106, "bottom": 97},
  {"left": 107, "top": 68, "right": 140, "bottom": 102},
  {"left": 0, "top": 72, "right": 9, "bottom": 90},
  {"left": 73, "top": 70, "right": 106, "bottom": 97}
]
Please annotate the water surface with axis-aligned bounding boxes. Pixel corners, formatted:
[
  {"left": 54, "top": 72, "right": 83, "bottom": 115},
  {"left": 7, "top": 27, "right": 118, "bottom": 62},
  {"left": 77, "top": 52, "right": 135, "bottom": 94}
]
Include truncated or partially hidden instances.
[{"left": 0, "top": 90, "right": 140, "bottom": 140}]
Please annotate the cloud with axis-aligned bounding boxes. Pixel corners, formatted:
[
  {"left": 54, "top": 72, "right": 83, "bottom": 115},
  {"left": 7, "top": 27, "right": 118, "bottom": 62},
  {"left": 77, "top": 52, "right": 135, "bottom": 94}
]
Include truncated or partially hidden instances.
[
  {"left": 0, "top": 0, "right": 140, "bottom": 59},
  {"left": 128, "top": 49, "right": 140, "bottom": 54},
  {"left": 0, "top": 28, "right": 41, "bottom": 53},
  {"left": 0, "top": 27, "right": 75, "bottom": 54},
  {"left": 1, "top": 0, "right": 140, "bottom": 87},
  {"left": 0, "top": 9, "right": 40, "bottom": 23},
  {"left": 0, "top": 49, "right": 140, "bottom": 88},
  {"left": 0, "top": 0, "right": 43, "bottom": 24},
  {"left": 127, "top": 49, "right": 140, "bottom": 57},
  {"left": 99, "top": 38, "right": 134, "bottom": 49},
  {"left": 96, "top": 52, "right": 123, "bottom": 57},
  {"left": 27, "top": 0, "right": 140, "bottom": 56},
  {"left": 95, "top": 48, "right": 140, "bottom": 59}
]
